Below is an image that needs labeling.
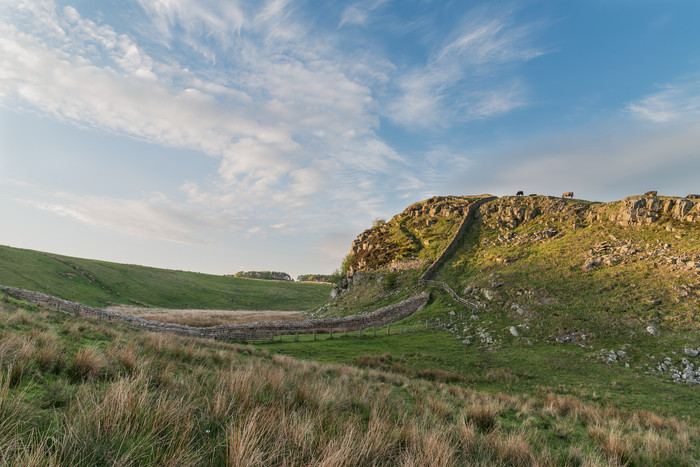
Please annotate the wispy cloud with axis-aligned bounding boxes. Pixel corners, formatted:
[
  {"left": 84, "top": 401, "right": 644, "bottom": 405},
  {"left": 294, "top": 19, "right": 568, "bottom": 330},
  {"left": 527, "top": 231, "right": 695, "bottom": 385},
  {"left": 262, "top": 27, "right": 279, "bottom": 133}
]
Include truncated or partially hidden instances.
[
  {"left": 627, "top": 76, "right": 700, "bottom": 123},
  {"left": 0, "top": 0, "right": 399, "bottom": 224},
  {"left": 338, "top": 0, "right": 389, "bottom": 27},
  {"left": 0, "top": 0, "right": 547, "bottom": 247},
  {"left": 386, "top": 6, "right": 543, "bottom": 127},
  {"left": 25, "top": 192, "right": 244, "bottom": 244}
]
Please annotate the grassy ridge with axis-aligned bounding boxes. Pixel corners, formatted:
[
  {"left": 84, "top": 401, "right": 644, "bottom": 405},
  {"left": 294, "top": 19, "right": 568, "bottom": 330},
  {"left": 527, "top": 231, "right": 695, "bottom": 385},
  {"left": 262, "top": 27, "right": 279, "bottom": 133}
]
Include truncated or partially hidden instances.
[
  {"left": 0, "top": 245, "right": 330, "bottom": 311},
  {"left": 2, "top": 300, "right": 699, "bottom": 465},
  {"left": 293, "top": 195, "right": 700, "bottom": 426}
]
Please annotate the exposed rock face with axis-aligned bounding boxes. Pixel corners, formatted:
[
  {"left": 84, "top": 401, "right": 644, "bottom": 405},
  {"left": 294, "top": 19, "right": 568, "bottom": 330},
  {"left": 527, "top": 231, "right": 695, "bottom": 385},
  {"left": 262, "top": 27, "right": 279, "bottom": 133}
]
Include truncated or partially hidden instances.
[{"left": 607, "top": 196, "right": 700, "bottom": 226}]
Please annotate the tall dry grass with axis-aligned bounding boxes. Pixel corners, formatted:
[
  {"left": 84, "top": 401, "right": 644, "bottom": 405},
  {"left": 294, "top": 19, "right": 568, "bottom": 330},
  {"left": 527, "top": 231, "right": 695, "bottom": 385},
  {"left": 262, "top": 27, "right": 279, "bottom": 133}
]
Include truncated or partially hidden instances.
[{"left": 0, "top": 301, "right": 699, "bottom": 466}]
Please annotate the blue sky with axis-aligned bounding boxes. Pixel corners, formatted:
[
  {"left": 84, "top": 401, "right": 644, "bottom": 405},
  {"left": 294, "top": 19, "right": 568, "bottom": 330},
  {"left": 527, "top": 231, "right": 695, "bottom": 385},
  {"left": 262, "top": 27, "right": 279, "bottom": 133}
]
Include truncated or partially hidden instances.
[{"left": 1, "top": 0, "right": 699, "bottom": 278}]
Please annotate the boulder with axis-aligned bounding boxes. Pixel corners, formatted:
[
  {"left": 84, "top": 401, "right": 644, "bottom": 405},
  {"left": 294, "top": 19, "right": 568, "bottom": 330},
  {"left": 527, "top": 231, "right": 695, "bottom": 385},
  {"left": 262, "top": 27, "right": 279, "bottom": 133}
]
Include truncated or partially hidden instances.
[
  {"left": 646, "top": 325, "right": 659, "bottom": 336},
  {"left": 509, "top": 326, "right": 519, "bottom": 337}
]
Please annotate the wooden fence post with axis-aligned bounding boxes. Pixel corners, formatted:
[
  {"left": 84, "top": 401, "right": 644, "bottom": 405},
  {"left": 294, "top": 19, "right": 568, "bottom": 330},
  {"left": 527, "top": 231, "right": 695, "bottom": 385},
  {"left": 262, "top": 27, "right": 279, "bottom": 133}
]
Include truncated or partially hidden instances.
[
  {"left": 387, "top": 325, "right": 391, "bottom": 336},
  {"left": 345, "top": 329, "right": 348, "bottom": 337},
  {"left": 373, "top": 327, "right": 376, "bottom": 337},
  {"left": 329, "top": 329, "right": 333, "bottom": 339},
  {"left": 295, "top": 333, "right": 298, "bottom": 342},
  {"left": 359, "top": 328, "right": 363, "bottom": 337}
]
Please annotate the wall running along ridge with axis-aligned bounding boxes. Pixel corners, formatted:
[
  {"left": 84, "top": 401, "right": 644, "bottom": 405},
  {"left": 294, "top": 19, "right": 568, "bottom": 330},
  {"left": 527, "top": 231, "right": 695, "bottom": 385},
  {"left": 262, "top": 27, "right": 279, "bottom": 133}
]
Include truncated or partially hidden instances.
[
  {"left": 0, "top": 286, "right": 429, "bottom": 341},
  {"left": 416, "top": 196, "right": 496, "bottom": 310}
]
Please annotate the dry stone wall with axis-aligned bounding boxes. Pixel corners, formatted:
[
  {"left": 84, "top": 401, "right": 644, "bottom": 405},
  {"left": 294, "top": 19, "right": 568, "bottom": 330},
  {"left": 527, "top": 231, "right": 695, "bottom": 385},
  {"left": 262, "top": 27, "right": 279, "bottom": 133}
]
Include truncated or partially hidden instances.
[
  {"left": 0, "top": 285, "right": 429, "bottom": 341},
  {"left": 419, "top": 196, "right": 496, "bottom": 283}
]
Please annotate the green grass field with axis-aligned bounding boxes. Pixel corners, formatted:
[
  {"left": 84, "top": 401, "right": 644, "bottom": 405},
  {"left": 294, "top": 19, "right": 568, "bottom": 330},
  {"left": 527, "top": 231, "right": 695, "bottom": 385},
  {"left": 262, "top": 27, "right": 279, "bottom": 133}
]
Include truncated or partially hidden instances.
[
  {"left": 0, "top": 244, "right": 330, "bottom": 311},
  {"left": 2, "top": 298, "right": 698, "bottom": 465}
]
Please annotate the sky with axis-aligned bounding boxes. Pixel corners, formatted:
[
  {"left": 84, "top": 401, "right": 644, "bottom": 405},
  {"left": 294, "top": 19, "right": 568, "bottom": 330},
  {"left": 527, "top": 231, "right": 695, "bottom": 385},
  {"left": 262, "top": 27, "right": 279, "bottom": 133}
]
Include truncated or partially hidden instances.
[{"left": 1, "top": 0, "right": 699, "bottom": 279}]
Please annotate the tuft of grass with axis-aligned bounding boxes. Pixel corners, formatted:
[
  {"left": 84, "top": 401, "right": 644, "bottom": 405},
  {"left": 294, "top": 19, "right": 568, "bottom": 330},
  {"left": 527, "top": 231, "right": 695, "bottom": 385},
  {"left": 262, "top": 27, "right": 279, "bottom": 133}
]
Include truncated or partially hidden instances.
[
  {"left": 463, "top": 402, "right": 500, "bottom": 433},
  {"left": 69, "top": 346, "right": 107, "bottom": 382}
]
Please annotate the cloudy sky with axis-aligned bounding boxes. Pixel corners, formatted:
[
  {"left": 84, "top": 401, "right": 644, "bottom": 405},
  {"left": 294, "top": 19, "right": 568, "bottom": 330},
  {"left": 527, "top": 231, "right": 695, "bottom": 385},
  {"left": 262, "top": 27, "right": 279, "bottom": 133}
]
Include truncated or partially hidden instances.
[{"left": 1, "top": 0, "right": 699, "bottom": 278}]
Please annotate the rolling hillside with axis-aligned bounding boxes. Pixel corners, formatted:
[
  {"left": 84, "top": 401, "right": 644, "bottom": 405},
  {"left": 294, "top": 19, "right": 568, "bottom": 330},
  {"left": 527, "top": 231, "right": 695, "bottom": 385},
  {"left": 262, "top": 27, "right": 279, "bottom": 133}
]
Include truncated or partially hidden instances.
[{"left": 0, "top": 245, "right": 330, "bottom": 311}]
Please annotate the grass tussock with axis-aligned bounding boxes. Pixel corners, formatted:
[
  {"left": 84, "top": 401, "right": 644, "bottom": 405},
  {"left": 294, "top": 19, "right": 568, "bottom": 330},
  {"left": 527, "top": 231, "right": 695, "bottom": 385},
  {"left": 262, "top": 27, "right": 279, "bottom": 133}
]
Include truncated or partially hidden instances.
[{"left": 68, "top": 346, "right": 107, "bottom": 382}]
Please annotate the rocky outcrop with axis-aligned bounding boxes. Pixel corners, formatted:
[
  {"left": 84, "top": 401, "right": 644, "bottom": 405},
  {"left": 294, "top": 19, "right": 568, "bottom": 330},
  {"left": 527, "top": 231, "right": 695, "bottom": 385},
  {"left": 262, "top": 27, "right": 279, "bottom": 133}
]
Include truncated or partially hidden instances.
[
  {"left": 605, "top": 196, "right": 700, "bottom": 226},
  {"left": 348, "top": 195, "right": 486, "bottom": 273},
  {"left": 1, "top": 285, "right": 429, "bottom": 341}
]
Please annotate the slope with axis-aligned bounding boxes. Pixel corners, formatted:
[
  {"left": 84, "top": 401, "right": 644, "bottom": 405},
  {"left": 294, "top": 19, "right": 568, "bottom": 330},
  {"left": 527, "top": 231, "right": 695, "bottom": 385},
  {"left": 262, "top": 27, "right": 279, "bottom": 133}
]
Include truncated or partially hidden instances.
[{"left": 0, "top": 245, "right": 330, "bottom": 311}]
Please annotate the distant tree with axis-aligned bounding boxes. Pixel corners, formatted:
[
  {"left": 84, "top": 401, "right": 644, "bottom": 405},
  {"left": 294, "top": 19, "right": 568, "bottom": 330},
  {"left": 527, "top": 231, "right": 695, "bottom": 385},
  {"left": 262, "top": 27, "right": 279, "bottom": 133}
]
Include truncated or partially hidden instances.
[
  {"left": 296, "top": 274, "right": 333, "bottom": 283},
  {"left": 373, "top": 218, "right": 387, "bottom": 228},
  {"left": 233, "top": 271, "right": 292, "bottom": 281}
]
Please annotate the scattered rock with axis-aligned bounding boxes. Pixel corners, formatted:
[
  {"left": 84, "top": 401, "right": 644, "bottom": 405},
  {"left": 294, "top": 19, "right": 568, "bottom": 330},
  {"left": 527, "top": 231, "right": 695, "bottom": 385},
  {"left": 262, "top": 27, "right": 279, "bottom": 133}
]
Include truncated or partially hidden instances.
[
  {"left": 482, "top": 289, "right": 495, "bottom": 300},
  {"left": 649, "top": 299, "right": 662, "bottom": 306},
  {"left": 646, "top": 325, "right": 659, "bottom": 336},
  {"left": 684, "top": 347, "right": 699, "bottom": 357},
  {"left": 462, "top": 286, "right": 473, "bottom": 295},
  {"left": 509, "top": 326, "right": 519, "bottom": 337},
  {"left": 554, "top": 331, "right": 588, "bottom": 344}
]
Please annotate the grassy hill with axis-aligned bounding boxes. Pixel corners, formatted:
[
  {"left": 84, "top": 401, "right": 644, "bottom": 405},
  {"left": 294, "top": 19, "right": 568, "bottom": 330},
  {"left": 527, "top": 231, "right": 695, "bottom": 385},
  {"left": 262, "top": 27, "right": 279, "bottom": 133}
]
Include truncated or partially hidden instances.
[
  {"left": 0, "top": 245, "right": 330, "bottom": 311},
  {"left": 265, "top": 194, "right": 700, "bottom": 430}
]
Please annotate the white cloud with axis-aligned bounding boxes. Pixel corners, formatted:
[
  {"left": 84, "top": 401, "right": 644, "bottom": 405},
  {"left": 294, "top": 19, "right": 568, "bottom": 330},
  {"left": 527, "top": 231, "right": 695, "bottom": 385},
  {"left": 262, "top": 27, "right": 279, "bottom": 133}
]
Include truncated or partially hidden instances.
[
  {"left": 386, "top": 7, "right": 543, "bottom": 127},
  {"left": 0, "top": 0, "right": 404, "bottom": 224},
  {"left": 135, "top": 0, "right": 245, "bottom": 52},
  {"left": 339, "top": 0, "right": 389, "bottom": 27},
  {"left": 24, "top": 193, "right": 245, "bottom": 244},
  {"left": 0, "top": 0, "right": 548, "bottom": 250},
  {"left": 627, "top": 77, "right": 700, "bottom": 123}
]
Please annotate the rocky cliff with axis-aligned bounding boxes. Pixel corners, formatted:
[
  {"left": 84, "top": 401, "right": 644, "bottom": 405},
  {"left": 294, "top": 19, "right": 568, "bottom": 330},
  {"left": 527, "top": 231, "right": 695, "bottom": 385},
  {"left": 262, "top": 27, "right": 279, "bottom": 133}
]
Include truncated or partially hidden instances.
[{"left": 346, "top": 194, "right": 700, "bottom": 274}]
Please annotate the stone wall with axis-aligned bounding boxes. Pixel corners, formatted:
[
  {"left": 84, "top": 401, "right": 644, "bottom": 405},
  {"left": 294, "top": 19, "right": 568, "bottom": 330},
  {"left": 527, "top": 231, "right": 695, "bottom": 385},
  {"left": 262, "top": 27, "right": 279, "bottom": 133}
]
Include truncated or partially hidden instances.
[
  {"left": 0, "top": 285, "right": 429, "bottom": 341},
  {"left": 420, "top": 280, "right": 480, "bottom": 311},
  {"left": 419, "top": 196, "right": 496, "bottom": 283}
]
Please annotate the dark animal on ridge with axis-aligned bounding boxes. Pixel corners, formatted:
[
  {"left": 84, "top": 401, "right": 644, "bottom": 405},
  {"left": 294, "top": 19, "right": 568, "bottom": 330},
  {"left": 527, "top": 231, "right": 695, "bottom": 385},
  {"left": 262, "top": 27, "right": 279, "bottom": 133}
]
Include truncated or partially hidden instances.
[
  {"left": 644, "top": 191, "right": 657, "bottom": 197},
  {"left": 516, "top": 191, "right": 524, "bottom": 196},
  {"left": 562, "top": 192, "right": 574, "bottom": 198}
]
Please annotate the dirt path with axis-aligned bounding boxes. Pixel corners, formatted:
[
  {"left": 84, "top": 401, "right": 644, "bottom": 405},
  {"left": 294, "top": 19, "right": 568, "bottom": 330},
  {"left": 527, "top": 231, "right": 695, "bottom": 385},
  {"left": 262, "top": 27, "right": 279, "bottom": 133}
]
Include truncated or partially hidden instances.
[{"left": 105, "top": 306, "right": 305, "bottom": 327}]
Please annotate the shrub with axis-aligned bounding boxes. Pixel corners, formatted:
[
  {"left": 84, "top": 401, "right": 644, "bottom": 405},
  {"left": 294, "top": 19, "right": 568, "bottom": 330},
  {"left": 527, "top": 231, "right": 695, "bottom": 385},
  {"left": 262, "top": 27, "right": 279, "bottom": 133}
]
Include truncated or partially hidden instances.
[
  {"left": 340, "top": 254, "right": 355, "bottom": 276},
  {"left": 381, "top": 271, "right": 400, "bottom": 291}
]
